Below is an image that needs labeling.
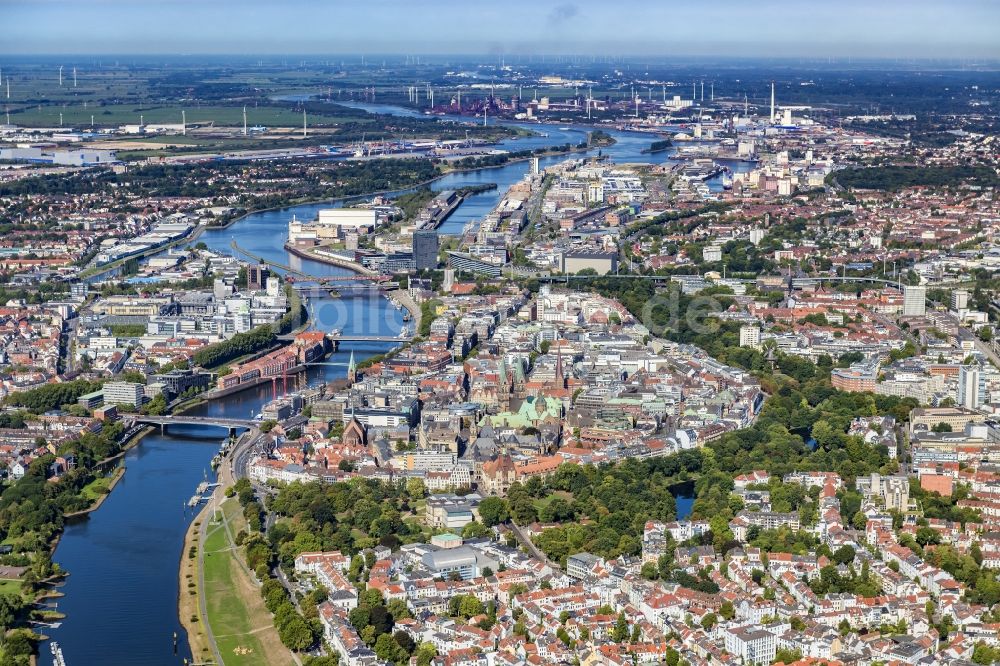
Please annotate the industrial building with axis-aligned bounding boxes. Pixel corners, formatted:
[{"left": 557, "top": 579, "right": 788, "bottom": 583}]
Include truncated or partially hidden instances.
[
  {"left": 317, "top": 208, "right": 377, "bottom": 228},
  {"left": 561, "top": 251, "right": 618, "bottom": 276},
  {"left": 288, "top": 208, "right": 381, "bottom": 245},
  {"left": 0, "top": 146, "right": 118, "bottom": 165}
]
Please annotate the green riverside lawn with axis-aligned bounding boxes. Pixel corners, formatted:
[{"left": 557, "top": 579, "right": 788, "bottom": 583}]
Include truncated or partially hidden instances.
[{"left": 202, "top": 498, "right": 293, "bottom": 666}]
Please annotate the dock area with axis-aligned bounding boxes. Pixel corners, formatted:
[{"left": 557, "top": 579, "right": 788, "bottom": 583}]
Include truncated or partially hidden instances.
[
  {"left": 187, "top": 481, "right": 220, "bottom": 507},
  {"left": 414, "top": 189, "right": 465, "bottom": 231}
]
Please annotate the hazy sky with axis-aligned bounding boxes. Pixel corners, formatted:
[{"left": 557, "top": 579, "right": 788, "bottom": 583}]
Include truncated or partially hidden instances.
[{"left": 5, "top": 0, "right": 999, "bottom": 59}]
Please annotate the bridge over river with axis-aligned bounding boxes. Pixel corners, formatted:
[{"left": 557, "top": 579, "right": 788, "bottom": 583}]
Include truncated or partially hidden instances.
[
  {"left": 128, "top": 414, "right": 255, "bottom": 435},
  {"left": 229, "top": 240, "right": 393, "bottom": 291}
]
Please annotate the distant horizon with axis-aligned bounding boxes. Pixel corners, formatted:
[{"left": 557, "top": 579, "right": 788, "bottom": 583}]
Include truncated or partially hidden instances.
[
  {"left": 5, "top": 0, "right": 999, "bottom": 60},
  {"left": 2, "top": 54, "right": 999, "bottom": 64}
]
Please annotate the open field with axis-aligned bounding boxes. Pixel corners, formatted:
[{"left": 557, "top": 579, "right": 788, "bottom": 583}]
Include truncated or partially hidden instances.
[
  {"left": 7, "top": 103, "right": 352, "bottom": 129},
  {"left": 533, "top": 490, "right": 573, "bottom": 511},
  {"left": 0, "top": 579, "right": 23, "bottom": 595},
  {"left": 79, "top": 477, "right": 111, "bottom": 503},
  {"left": 201, "top": 498, "right": 293, "bottom": 666}
]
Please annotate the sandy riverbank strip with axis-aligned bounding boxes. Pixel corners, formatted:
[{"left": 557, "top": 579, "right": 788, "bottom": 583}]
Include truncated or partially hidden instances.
[{"left": 178, "top": 496, "right": 215, "bottom": 664}]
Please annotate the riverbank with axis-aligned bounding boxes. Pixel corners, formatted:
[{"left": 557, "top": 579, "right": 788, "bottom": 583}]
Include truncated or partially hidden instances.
[
  {"left": 283, "top": 242, "right": 378, "bottom": 276},
  {"left": 283, "top": 242, "right": 422, "bottom": 331},
  {"left": 437, "top": 135, "right": 616, "bottom": 174},
  {"left": 178, "top": 496, "right": 215, "bottom": 665},
  {"left": 180, "top": 429, "right": 297, "bottom": 666},
  {"left": 200, "top": 171, "right": 455, "bottom": 233},
  {"left": 199, "top": 131, "right": 615, "bottom": 237},
  {"left": 64, "top": 467, "right": 125, "bottom": 519}
]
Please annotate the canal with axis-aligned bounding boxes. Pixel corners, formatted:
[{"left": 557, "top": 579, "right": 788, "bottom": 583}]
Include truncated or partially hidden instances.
[{"left": 41, "top": 105, "right": 739, "bottom": 664}]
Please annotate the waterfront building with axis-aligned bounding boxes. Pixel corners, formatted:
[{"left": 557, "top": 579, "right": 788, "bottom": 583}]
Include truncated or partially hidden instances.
[
  {"left": 102, "top": 381, "right": 145, "bottom": 408},
  {"left": 412, "top": 230, "right": 439, "bottom": 271}
]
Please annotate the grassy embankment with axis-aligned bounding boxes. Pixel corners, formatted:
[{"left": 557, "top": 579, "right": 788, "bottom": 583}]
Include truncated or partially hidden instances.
[{"left": 186, "top": 497, "right": 294, "bottom": 666}]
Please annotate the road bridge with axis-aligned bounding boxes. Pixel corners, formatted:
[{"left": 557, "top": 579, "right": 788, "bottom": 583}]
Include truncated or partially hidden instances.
[
  {"left": 230, "top": 240, "right": 389, "bottom": 287},
  {"left": 276, "top": 332, "right": 413, "bottom": 348},
  {"left": 129, "top": 414, "right": 255, "bottom": 436}
]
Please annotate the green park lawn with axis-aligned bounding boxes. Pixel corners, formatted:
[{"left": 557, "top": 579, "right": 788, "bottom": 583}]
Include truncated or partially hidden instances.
[
  {"left": 202, "top": 500, "right": 293, "bottom": 666},
  {"left": 532, "top": 490, "right": 573, "bottom": 512},
  {"left": 0, "top": 579, "right": 23, "bottom": 595}
]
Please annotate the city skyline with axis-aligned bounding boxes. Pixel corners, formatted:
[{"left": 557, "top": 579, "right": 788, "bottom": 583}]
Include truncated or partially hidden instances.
[{"left": 5, "top": 0, "right": 1000, "bottom": 59}]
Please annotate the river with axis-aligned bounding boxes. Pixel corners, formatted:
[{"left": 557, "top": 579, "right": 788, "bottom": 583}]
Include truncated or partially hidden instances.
[{"left": 41, "top": 102, "right": 741, "bottom": 665}]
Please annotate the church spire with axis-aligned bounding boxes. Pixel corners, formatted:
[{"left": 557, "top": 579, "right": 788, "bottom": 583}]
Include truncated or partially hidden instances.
[
  {"left": 554, "top": 344, "right": 565, "bottom": 388},
  {"left": 347, "top": 350, "right": 357, "bottom": 383}
]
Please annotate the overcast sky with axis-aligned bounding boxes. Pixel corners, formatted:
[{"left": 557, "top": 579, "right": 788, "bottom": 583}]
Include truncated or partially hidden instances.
[{"left": 4, "top": 0, "right": 998, "bottom": 59}]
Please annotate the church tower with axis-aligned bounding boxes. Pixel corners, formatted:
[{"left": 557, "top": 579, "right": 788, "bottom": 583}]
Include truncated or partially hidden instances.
[
  {"left": 512, "top": 357, "right": 527, "bottom": 399},
  {"left": 498, "top": 358, "right": 511, "bottom": 412},
  {"left": 347, "top": 350, "right": 357, "bottom": 384},
  {"left": 554, "top": 345, "right": 565, "bottom": 389}
]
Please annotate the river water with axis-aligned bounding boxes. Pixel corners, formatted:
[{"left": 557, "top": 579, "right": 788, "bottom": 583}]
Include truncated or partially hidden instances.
[{"left": 41, "top": 102, "right": 739, "bottom": 665}]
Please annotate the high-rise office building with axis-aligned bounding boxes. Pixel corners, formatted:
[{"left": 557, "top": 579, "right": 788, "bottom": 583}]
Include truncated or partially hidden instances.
[
  {"left": 952, "top": 289, "right": 970, "bottom": 311},
  {"left": 412, "top": 230, "right": 439, "bottom": 271},
  {"left": 958, "top": 363, "right": 985, "bottom": 410},
  {"left": 247, "top": 263, "right": 269, "bottom": 291},
  {"left": 739, "top": 325, "right": 761, "bottom": 350},
  {"left": 902, "top": 285, "right": 926, "bottom": 317}
]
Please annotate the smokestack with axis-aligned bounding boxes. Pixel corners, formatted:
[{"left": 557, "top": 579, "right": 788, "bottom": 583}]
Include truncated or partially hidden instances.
[{"left": 770, "top": 81, "right": 775, "bottom": 123}]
